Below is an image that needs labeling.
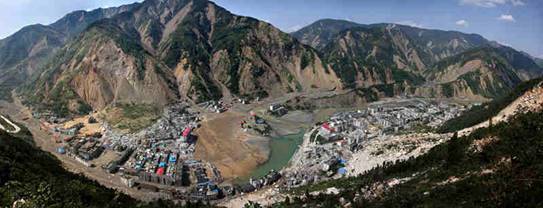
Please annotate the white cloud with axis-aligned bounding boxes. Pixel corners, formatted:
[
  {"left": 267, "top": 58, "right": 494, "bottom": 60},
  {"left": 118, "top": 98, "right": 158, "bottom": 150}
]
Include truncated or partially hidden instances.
[
  {"left": 510, "top": 0, "right": 526, "bottom": 6},
  {"left": 395, "top": 20, "right": 423, "bottom": 28},
  {"left": 498, "top": 14, "right": 515, "bottom": 22},
  {"left": 460, "top": 0, "right": 525, "bottom": 7},
  {"left": 455, "top": 19, "right": 469, "bottom": 27}
]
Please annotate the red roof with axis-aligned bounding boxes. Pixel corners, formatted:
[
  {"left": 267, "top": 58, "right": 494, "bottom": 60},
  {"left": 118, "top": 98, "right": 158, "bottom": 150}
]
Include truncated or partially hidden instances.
[
  {"left": 182, "top": 127, "right": 192, "bottom": 137},
  {"left": 322, "top": 122, "right": 335, "bottom": 132},
  {"left": 156, "top": 167, "right": 165, "bottom": 176}
]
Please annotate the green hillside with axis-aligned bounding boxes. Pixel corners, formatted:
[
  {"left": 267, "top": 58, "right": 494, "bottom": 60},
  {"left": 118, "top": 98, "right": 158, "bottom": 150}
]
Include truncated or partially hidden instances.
[{"left": 438, "top": 78, "right": 543, "bottom": 133}]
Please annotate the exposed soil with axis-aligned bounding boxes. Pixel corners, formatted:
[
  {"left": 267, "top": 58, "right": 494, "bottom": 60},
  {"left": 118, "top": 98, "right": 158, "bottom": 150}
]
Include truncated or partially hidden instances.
[
  {"left": 194, "top": 111, "right": 270, "bottom": 180},
  {"left": 62, "top": 115, "right": 102, "bottom": 136}
]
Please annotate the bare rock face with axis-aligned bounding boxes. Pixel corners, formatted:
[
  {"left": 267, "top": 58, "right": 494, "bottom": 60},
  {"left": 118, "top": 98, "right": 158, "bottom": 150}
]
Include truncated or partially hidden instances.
[
  {"left": 25, "top": 25, "right": 178, "bottom": 116},
  {"left": 16, "top": 2, "right": 543, "bottom": 116},
  {"left": 295, "top": 20, "right": 542, "bottom": 99},
  {"left": 24, "top": 0, "right": 341, "bottom": 116},
  {"left": 0, "top": 3, "right": 140, "bottom": 100}
]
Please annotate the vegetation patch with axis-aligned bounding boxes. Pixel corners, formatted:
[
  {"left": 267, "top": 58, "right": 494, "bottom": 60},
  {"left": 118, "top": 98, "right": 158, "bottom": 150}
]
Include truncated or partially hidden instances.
[
  {"left": 439, "top": 78, "right": 543, "bottom": 133},
  {"left": 100, "top": 103, "right": 161, "bottom": 133}
]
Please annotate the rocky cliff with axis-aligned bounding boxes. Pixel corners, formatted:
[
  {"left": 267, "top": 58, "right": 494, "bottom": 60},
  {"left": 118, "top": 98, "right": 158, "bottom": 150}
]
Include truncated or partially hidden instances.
[
  {"left": 0, "top": 3, "right": 138, "bottom": 100},
  {"left": 23, "top": 0, "right": 341, "bottom": 116},
  {"left": 294, "top": 20, "right": 542, "bottom": 99}
]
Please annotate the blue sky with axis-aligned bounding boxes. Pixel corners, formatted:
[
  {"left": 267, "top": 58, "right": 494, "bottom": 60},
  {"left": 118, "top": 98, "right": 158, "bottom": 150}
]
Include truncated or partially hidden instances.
[{"left": 0, "top": 0, "right": 541, "bottom": 58}]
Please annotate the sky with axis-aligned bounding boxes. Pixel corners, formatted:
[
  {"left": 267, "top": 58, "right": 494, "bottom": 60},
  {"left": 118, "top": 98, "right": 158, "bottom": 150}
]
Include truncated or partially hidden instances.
[{"left": 0, "top": 0, "right": 541, "bottom": 58}]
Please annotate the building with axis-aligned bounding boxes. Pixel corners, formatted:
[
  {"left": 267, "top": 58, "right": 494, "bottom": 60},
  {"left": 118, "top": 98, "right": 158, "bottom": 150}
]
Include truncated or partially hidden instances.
[
  {"left": 269, "top": 104, "right": 288, "bottom": 116},
  {"left": 121, "top": 176, "right": 136, "bottom": 188}
]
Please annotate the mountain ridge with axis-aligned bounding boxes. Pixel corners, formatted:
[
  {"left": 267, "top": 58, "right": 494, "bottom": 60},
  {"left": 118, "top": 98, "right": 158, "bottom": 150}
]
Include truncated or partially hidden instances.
[
  {"left": 294, "top": 19, "right": 542, "bottom": 99},
  {"left": 0, "top": 2, "right": 140, "bottom": 101},
  {"left": 3, "top": 2, "right": 542, "bottom": 117},
  {"left": 22, "top": 0, "right": 342, "bottom": 116}
]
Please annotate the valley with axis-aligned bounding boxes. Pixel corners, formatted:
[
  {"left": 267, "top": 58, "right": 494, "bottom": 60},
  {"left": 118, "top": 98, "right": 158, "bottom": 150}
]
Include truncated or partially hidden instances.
[
  {"left": 0, "top": 0, "right": 541, "bottom": 207},
  {"left": 1, "top": 88, "right": 473, "bottom": 205}
]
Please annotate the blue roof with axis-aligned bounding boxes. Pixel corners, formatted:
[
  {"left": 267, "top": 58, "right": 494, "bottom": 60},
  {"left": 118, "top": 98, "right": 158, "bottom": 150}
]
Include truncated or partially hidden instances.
[
  {"left": 338, "top": 167, "right": 347, "bottom": 175},
  {"left": 57, "top": 147, "right": 66, "bottom": 154},
  {"left": 169, "top": 155, "right": 177, "bottom": 162}
]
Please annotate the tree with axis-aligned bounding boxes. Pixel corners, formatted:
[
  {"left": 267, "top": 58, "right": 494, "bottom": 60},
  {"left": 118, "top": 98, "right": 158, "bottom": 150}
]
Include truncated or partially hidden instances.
[{"left": 446, "top": 132, "right": 463, "bottom": 168}]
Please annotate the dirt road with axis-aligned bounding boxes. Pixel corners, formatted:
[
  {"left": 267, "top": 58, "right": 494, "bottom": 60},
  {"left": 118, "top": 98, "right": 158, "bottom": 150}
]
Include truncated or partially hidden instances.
[
  {"left": 0, "top": 115, "right": 21, "bottom": 133},
  {"left": 0, "top": 96, "right": 160, "bottom": 201}
]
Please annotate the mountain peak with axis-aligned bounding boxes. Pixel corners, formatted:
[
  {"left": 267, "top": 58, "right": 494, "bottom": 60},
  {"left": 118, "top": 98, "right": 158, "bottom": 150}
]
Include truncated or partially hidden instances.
[{"left": 291, "top": 18, "right": 365, "bottom": 50}]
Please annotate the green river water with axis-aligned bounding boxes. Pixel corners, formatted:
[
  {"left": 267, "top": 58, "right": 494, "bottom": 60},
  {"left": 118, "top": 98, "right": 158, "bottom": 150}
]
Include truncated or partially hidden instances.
[{"left": 240, "top": 130, "right": 305, "bottom": 181}]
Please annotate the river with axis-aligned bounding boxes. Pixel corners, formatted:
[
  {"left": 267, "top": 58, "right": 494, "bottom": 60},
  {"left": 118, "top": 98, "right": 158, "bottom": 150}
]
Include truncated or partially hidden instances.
[{"left": 239, "top": 130, "right": 305, "bottom": 181}]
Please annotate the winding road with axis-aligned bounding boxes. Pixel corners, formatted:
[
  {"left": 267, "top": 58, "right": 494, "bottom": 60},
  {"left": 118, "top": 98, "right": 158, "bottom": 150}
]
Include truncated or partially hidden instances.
[{"left": 0, "top": 114, "right": 21, "bottom": 133}]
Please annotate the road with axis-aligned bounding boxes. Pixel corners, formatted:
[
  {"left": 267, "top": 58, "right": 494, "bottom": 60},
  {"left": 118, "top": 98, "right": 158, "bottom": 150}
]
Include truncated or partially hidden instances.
[
  {"left": 0, "top": 114, "right": 21, "bottom": 133},
  {"left": 0, "top": 95, "right": 162, "bottom": 201}
]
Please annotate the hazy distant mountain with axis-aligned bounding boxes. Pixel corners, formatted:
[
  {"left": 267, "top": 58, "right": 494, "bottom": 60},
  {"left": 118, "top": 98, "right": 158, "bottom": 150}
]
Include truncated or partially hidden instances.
[
  {"left": 294, "top": 19, "right": 542, "bottom": 99},
  {"left": 291, "top": 19, "right": 366, "bottom": 50},
  {"left": 0, "top": 3, "right": 138, "bottom": 100},
  {"left": 532, "top": 57, "right": 543, "bottom": 68},
  {"left": 23, "top": 0, "right": 341, "bottom": 116}
]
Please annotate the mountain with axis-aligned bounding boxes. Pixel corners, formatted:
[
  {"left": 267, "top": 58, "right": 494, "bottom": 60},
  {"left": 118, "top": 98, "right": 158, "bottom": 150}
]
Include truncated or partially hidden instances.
[
  {"left": 0, "top": 3, "right": 138, "bottom": 101},
  {"left": 534, "top": 57, "right": 543, "bottom": 68},
  {"left": 438, "top": 77, "right": 543, "bottom": 133},
  {"left": 23, "top": 0, "right": 341, "bottom": 116},
  {"left": 0, "top": 25, "right": 65, "bottom": 100},
  {"left": 291, "top": 19, "right": 365, "bottom": 51},
  {"left": 294, "top": 19, "right": 542, "bottom": 99},
  {"left": 49, "top": 3, "right": 140, "bottom": 37},
  {"left": 11, "top": 8, "right": 543, "bottom": 117},
  {"left": 320, "top": 24, "right": 489, "bottom": 86}
]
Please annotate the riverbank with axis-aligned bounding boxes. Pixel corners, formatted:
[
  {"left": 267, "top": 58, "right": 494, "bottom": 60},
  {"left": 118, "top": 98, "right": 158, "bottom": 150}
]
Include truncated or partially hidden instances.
[{"left": 239, "top": 130, "right": 305, "bottom": 181}]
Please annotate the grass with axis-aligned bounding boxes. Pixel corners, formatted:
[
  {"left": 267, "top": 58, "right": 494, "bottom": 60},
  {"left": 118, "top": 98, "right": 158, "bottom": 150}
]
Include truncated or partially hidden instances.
[{"left": 100, "top": 103, "right": 161, "bottom": 133}]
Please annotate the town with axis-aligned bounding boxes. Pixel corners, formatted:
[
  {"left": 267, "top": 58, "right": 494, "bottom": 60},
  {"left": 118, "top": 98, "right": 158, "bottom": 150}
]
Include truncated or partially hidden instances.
[
  {"left": 30, "top": 97, "right": 467, "bottom": 203},
  {"left": 280, "top": 99, "right": 465, "bottom": 189}
]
